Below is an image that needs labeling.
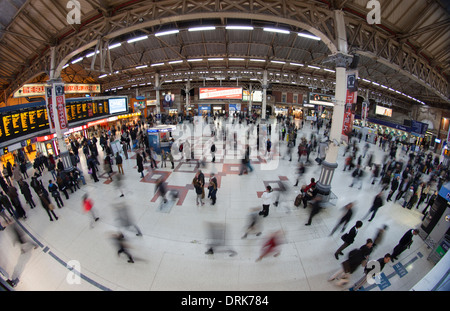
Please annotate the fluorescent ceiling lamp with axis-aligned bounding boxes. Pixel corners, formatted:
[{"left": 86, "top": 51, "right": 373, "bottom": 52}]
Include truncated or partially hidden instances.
[
  {"left": 229, "top": 58, "right": 245, "bottom": 61},
  {"left": 362, "top": 79, "right": 371, "bottom": 83},
  {"left": 62, "top": 64, "right": 69, "bottom": 69},
  {"left": 263, "top": 27, "right": 290, "bottom": 34},
  {"left": 168, "top": 60, "right": 183, "bottom": 64},
  {"left": 86, "top": 51, "right": 100, "bottom": 58},
  {"left": 151, "top": 63, "right": 164, "bottom": 66},
  {"left": 187, "top": 58, "right": 203, "bottom": 62},
  {"left": 136, "top": 65, "right": 148, "bottom": 69},
  {"left": 290, "top": 62, "right": 303, "bottom": 66},
  {"left": 307, "top": 65, "right": 320, "bottom": 70},
  {"left": 298, "top": 33, "right": 321, "bottom": 40},
  {"left": 99, "top": 74, "right": 108, "bottom": 78},
  {"left": 71, "top": 57, "right": 83, "bottom": 64},
  {"left": 155, "top": 29, "right": 179, "bottom": 36},
  {"left": 226, "top": 26, "right": 254, "bottom": 30},
  {"left": 117, "top": 86, "right": 123, "bottom": 89},
  {"left": 109, "top": 43, "right": 122, "bottom": 49},
  {"left": 372, "top": 82, "right": 380, "bottom": 86},
  {"left": 127, "top": 35, "right": 148, "bottom": 43},
  {"left": 324, "top": 68, "right": 335, "bottom": 73},
  {"left": 271, "top": 60, "right": 286, "bottom": 64},
  {"left": 208, "top": 58, "right": 223, "bottom": 61},
  {"left": 250, "top": 59, "right": 265, "bottom": 62},
  {"left": 189, "top": 26, "right": 215, "bottom": 32}
]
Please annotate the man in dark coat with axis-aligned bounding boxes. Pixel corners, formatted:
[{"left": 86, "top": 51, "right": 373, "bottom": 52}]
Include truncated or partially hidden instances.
[
  {"left": 386, "top": 175, "right": 400, "bottom": 201},
  {"left": 334, "top": 220, "right": 363, "bottom": 260},
  {"left": 136, "top": 152, "right": 144, "bottom": 178},
  {"left": 18, "top": 180, "right": 35, "bottom": 208},
  {"left": 391, "top": 229, "right": 419, "bottom": 262},
  {"left": 365, "top": 191, "right": 385, "bottom": 222},
  {"left": 329, "top": 239, "right": 374, "bottom": 285}
]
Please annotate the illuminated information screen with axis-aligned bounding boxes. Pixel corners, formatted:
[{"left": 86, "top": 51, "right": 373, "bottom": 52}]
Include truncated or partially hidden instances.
[{"left": 0, "top": 98, "right": 123, "bottom": 143}]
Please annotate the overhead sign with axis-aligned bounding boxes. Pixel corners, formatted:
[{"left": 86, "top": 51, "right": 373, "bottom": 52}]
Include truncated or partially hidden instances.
[
  {"left": 243, "top": 90, "right": 262, "bottom": 102},
  {"left": 308, "top": 92, "right": 335, "bottom": 107},
  {"left": 199, "top": 87, "right": 243, "bottom": 100},
  {"left": 14, "top": 83, "right": 101, "bottom": 98},
  {"left": 375, "top": 105, "right": 392, "bottom": 117}
]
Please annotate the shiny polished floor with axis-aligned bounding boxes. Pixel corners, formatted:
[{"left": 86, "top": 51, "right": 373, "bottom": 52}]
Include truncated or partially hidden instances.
[{"left": 0, "top": 118, "right": 436, "bottom": 291}]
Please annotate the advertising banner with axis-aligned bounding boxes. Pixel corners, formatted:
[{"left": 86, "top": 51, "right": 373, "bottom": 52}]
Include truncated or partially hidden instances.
[
  {"left": 14, "top": 83, "right": 101, "bottom": 98},
  {"left": 342, "top": 71, "right": 358, "bottom": 143},
  {"left": 54, "top": 83, "right": 68, "bottom": 131},
  {"left": 199, "top": 87, "right": 243, "bottom": 100}
]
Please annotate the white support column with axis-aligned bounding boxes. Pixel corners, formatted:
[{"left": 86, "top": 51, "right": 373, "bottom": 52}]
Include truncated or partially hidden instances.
[
  {"left": 248, "top": 83, "right": 253, "bottom": 114},
  {"left": 155, "top": 73, "right": 161, "bottom": 122},
  {"left": 315, "top": 10, "right": 353, "bottom": 198},
  {"left": 47, "top": 46, "right": 72, "bottom": 171},
  {"left": 261, "top": 70, "right": 268, "bottom": 120},
  {"left": 185, "top": 80, "right": 190, "bottom": 116}
]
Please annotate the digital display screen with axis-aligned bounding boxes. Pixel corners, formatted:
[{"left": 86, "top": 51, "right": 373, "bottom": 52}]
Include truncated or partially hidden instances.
[
  {"left": 199, "top": 87, "right": 243, "bottom": 100},
  {"left": 0, "top": 97, "right": 127, "bottom": 144},
  {"left": 242, "top": 90, "right": 262, "bottom": 102},
  {"left": 108, "top": 97, "right": 128, "bottom": 114},
  {"left": 375, "top": 105, "right": 392, "bottom": 117}
]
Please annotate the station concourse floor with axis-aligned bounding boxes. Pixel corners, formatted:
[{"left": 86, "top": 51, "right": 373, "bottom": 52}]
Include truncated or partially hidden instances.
[{"left": 0, "top": 119, "right": 436, "bottom": 291}]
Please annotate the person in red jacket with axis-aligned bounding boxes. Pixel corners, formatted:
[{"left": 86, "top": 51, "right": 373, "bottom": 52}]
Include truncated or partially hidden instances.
[
  {"left": 256, "top": 230, "right": 284, "bottom": 262},
  {"left": 82, "top": 194, "right": 99, "bottom": 227}
]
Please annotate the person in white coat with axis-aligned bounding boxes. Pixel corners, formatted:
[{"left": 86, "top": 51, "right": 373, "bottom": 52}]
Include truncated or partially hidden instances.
[{"left": 259, "top": 186, "right": 273, "bottom": 217}]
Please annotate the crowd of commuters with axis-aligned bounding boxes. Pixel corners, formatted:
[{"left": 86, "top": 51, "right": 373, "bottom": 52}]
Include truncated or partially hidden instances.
[{"left": 0, "top": 110, "right": 447, "bottom": 290}]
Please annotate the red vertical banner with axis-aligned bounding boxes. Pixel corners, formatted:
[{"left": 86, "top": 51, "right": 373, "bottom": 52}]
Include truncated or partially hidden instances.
[{"left": 54, "top": 83, "right": 68, "bottom": 131}]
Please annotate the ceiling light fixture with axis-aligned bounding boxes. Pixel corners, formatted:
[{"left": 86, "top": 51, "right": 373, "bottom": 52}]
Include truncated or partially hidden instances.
[
  {"left": 155, "top": 29, "right": 179, "bottom": 36},
  {"left": 188, "top": 26, "right": 216, "bottom": 32},
  {"left": 127, "top": 35, "right": 148, "bottom": 43},
  {"left": 109, "top": 43, "right": 122, "bottom": 49},
  {"left": 71, "top": 57, "right": 83, "bottom": 64},
  {"left": 298, "top": 33, "right": 321, "bottom": 41},
  {"left": 226, "top": 26, "right": 254, "bottom": 30},
  {"left": 263, "top": 27, "right": 290, "bottom": 34}
]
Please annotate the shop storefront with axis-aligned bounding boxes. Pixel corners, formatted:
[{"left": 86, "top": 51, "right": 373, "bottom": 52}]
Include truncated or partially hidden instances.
[
  {"left": 354, "top": 116, "right": 411, "bottom": 144},
  {"left": 198, "top": 104, "right": 211, "bottom": 116},
  {"left": 147, "top": 125, "right": 176, "bottom": 153},
  {"left": 0, "top": 139, "right": 37, "bottom": 167}
]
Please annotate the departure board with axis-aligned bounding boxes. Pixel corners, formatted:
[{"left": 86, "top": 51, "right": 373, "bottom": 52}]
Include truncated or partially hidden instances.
[
  {"left": 21, "top": 111, "right": 30, "bottom": 133},
  {"left": 28, "top": 110, "right": 37, "bottom": 130},
  {"left": 0, "top": 97, "right": 125, "bottom": 144},
  {"left": 2, "top": 114, "right": 12, "bottom": 138},
  {"left": 11, "top": 113, "right": 22, "bottom": 135}
]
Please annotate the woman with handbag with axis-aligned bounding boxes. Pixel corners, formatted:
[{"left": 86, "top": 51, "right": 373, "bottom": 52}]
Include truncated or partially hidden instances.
[{"left": 39, "top": 191, "right": 58, "bottom": 222}]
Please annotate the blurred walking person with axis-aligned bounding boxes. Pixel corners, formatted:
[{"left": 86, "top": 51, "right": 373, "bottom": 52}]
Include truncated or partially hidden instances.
[
  {"left": 112, "top": 231, "right": 134, "bottom": 263},
  {"left": 256, "top": 230, "right": 283, "bottom": 262},
  {"left": 82, "top": 194, "right": 99, "bottom": 227},
  {"left": 241, "top": 208, "right": 262, "bottom": 239},
  {"left": 330, "top": 202, "right": 355, "bottom": 235},
  {"left": 334, "top": 221, "right": 363, "bottom": 260}
]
